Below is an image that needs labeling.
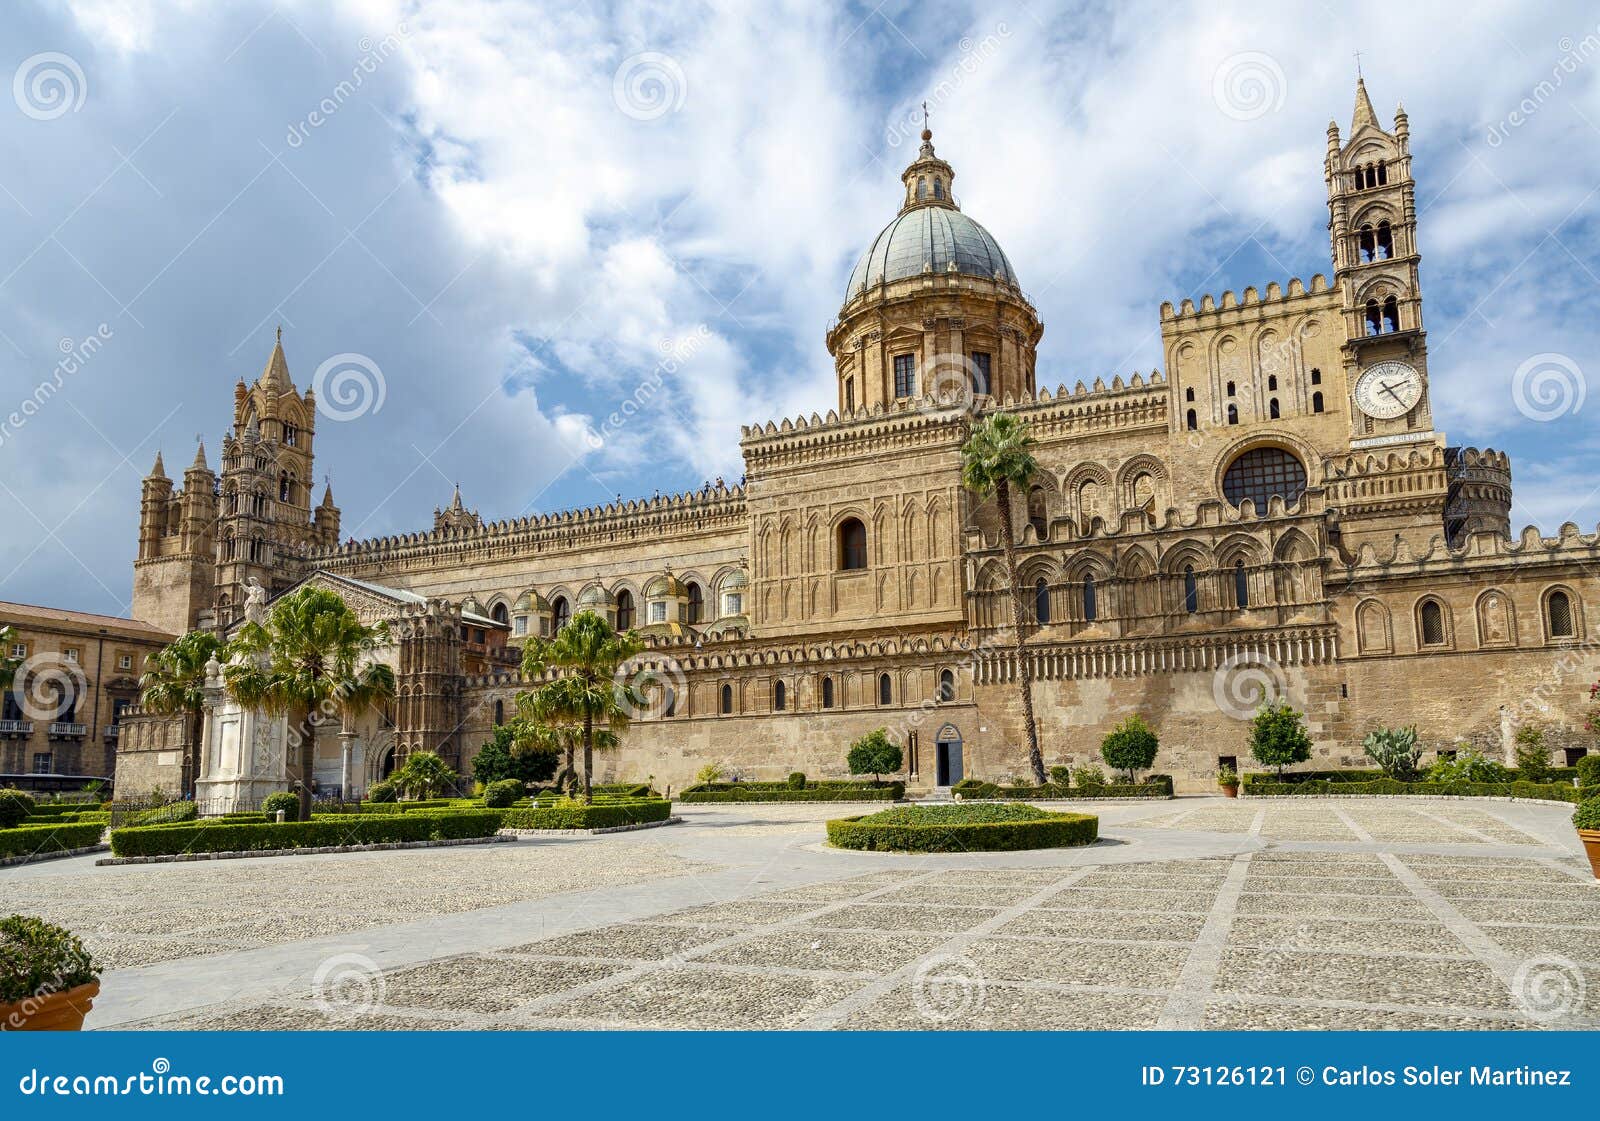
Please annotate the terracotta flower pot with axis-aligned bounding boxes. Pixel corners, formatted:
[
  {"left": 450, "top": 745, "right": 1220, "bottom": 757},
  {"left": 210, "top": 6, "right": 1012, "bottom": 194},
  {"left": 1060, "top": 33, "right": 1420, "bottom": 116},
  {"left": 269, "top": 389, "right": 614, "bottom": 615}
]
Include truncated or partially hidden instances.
[
  {"left": 0, "top": 981, "right": 99, "bottom": 1031},
  {"left": 1220, "top": 785, "right": 1239, "bottom": 798},
  {"left": 1579, "top": 829, "right": 1600, "bottom": 881}
]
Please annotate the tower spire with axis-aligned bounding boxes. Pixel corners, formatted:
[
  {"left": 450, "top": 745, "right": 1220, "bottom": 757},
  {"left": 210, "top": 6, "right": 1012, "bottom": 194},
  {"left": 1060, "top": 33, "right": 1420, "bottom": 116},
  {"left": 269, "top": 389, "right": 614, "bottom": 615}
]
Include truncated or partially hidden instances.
[{"left": 1351, "top": 75, "right": 1379, "bottom": 132}]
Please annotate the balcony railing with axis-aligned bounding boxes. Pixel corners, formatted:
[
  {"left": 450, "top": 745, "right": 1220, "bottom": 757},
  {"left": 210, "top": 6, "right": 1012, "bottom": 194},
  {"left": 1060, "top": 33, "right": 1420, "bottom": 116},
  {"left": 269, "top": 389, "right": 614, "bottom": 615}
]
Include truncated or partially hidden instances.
[
  {"left": 104, "top": 724, "right": 120, "bottom": 740},
  {"left": 48, "top": 722, "right": 89, "bottom": 738},
  {"left": 0, "top": 719, "right": 33, "bottom": 736}
]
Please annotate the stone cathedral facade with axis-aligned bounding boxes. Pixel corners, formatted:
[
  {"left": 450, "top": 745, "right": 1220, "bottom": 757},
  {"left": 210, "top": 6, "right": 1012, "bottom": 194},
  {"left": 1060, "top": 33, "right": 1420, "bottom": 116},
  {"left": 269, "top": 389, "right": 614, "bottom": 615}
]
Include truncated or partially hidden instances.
[{"left": 118, "top": 81, "right": 1598, "bottom": 798}]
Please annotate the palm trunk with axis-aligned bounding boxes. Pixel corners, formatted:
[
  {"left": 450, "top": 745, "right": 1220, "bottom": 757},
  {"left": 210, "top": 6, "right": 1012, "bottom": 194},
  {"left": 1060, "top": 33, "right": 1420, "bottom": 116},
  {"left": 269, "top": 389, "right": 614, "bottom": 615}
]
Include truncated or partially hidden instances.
[
  {"left": 996, "top": 477, "right": 1046, "bottom": 785},
  {"left": 300, "top": 717, "right": 316, "bottom": 821},
  {"left": 581, "top": 711, "right": 594, "bottom": 804},
  {"left": 185, "top": 708, "right": 202, "bottom": 802}
]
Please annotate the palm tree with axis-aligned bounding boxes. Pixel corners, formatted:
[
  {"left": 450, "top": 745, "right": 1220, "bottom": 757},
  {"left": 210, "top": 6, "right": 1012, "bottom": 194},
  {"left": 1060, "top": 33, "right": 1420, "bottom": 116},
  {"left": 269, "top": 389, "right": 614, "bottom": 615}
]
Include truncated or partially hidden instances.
[
  {"left": 139, "top": 630, "right": 225, "bottom": 799},
  {"left": 961, "top": 412, "right": 1047, "bottom": 785},
  {"left": 510, "top": 701, "right": 616, "bottom": 796},
  {"left": 226, "top": 586, "right": 396, "bottom": 820},
  {"left": 518, "top": 610, "right": 642, "bottom": 802}
]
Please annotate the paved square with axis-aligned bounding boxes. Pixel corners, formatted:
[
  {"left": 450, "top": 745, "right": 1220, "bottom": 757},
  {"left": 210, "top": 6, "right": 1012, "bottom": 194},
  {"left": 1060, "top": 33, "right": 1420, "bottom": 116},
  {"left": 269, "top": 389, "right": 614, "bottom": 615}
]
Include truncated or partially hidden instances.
[{"left": 5, "top": 797, "right": 1593, "bottom": 1031}]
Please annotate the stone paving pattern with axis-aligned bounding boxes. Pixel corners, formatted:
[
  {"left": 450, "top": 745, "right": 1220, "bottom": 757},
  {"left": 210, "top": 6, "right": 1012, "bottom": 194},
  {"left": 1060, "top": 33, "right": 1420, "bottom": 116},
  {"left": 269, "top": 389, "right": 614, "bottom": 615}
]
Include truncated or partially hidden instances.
[{"left": 5, "top": 798, "right": 1594, "bottom": 1031}]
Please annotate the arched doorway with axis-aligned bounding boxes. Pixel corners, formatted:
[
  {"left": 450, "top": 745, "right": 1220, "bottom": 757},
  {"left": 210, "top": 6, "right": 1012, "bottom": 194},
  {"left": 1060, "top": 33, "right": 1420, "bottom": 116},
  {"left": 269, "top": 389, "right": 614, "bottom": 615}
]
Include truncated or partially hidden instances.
[
  {"left": 935, "top": 723, "right": 964, "bottom": 787},
  {"left": 379, "top": 745, "right": 396, "bottom": 779}
]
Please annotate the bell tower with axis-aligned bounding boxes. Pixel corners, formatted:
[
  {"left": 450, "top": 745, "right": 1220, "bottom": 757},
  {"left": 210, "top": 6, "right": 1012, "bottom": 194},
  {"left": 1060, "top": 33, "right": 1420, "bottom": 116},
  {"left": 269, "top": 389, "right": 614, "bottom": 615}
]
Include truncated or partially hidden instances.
[{"left": 1327, "top": 77, "right": 1437, "bottom": 449}]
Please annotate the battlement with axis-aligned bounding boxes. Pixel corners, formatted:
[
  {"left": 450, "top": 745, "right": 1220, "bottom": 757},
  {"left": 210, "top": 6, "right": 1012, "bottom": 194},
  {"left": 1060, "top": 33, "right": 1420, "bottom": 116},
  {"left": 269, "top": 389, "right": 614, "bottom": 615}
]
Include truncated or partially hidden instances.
[
  {"left": 307, "top": 482, "right": 747, "bottom": 564},
  {"left": 1322, "top": 445, "right": 1509, "bottom": 489},
  {"left": 1341, "top": 519, "right": 1600, "bottom": 572},
  {"left": 1160, "top": 274, "right": 1335, "bottom": 326}
]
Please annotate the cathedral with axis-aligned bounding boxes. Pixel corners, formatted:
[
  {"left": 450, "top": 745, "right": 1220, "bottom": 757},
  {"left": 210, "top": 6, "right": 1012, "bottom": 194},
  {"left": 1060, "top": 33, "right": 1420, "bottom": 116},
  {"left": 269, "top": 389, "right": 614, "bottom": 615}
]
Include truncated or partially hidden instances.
[{"left": 115, "top": 80, "right": 1600, "bottom": 799}]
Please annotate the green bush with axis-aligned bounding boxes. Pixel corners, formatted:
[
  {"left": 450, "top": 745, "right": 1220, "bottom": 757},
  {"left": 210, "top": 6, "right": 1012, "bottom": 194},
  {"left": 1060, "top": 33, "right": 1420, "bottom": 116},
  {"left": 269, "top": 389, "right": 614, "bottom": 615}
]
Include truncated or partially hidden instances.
[
  {"left": 679, "top": 782, "right": 903, "bottom": 803},
  {"left": 1248, "top": 700, "right": 1312, "bottom": 776},
  {"left": 1428, "top": 750, "right": 1511, "bottom": 784},
  {"left": 1362, "top": 725, "right": 1423, "bottom": 781},
  {"left": 1072, "top": 765, "right": 1107, "bottom": 792},
  {"left": 129, "top": 801, "right": 198, "bottom": 827},
  {"left": 472, "top": 724, "right": 559, "bottom": 786},
  {"left": 482, "top": 779, "right": 525, "bottom": 809},
  {"left": 827, "top": 803, "right": 1099, "bottom": 853},
  {"left": 366, "top": 779, "right": 398, "bottom": 804},
  {"left": 1573, "top": 799, "right": 1600, "bottom": 830},
  {"left": 952, "top": 773, "right": 1171, "bottom": 800},
  {"left": 847, "top": 728, "right": 903, "bottom": 784},
  {"left": 497, "top": 799, "right": 672, "bottom": 830},
  {"left": 1243, "top": 777, "right": 1582, "bottom": 803},
  {"left": 1578, "top": 755, "right": 1600, "bottom": 788},
  {"left": 1048, "top": 765, "right": 1072, "bottom": 787},
  {"left": 262, "top": 792, "right": 301, "bottom": 822},
  {"left": 1100, "top": 715, "right": 1159, "bottom": 782},
  {"left": 0, "top": 790, "right": 37, "bottom": 829},
  {"left": 592, "top": 782, "right": 657, "bottom": 797},
  {"left": 109, "top": 810, "right": 503, "bottom": 858},
  {"left": 0, "top": 915, "right": 100, "bottom": 1004},
  {"left": 787, "top": 772, "right": 807, "bottom": 790},
  {"left": 1513, "top": 726, "right": 1552, "bottom": 783},
  {"left": 0, "top": 823, "right": 106, "bottom": 861}
]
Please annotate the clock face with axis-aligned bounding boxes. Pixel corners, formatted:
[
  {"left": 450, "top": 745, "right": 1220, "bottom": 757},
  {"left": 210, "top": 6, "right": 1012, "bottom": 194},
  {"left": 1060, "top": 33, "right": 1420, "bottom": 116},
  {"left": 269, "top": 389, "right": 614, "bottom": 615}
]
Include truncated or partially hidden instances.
[{"left": 1354, "top": 361, "right": 1423, "bottom": 420}]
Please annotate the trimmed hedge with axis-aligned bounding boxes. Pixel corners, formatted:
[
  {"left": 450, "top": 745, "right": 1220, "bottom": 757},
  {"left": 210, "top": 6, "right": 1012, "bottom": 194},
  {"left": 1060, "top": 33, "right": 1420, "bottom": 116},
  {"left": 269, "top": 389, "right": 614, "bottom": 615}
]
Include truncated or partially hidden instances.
[
  {"left": 1245, "top": 767, "right": 1580, "bottom": 785},
  {"left": 827, "top": 804, "right": 1099, "bottom": 853},
  {"left": 953, "top": 775, "right": 1173, "bottom": 800},
  {"left": 497, "top": 799, "right": 672, "bottom": 830},
  {"left": 1243, "top": 777, "right": 1584, "bottom": 803},
  {"left": 0, "top": 822, "right": 106, "bottom": 860},
  {"left": 679, "top": 781, "right": 904, "bottom": 803},
  {"left": 108, "top": 810, "right": 503, "bottom": 858}
]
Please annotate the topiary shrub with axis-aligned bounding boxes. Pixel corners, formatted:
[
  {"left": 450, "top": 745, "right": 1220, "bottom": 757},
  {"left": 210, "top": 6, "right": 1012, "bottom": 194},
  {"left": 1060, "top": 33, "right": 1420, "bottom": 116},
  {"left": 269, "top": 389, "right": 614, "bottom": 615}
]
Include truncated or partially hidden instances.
[
  {"left": 130, "top": 801, "right": 198, "bottom": 826},
  {"left": 1513, "top": 725, "right": 1552, "bottom": 783},
  {"left": 827, "top": 803, "right": 1099, "bottom": 853},
  {"left": 367, "top": 779, "right": 398, "bottom": 804},
  {"left": 1048, "top": 765, "right": 1072, "bottom": 787},
  {"left": 1248, "top": 700, "right": 1312, "bottom": 777},
  {"left": 1363, "top": 725, "right": 1422, "bottom": 781},
  {"left": 1100, "top": 715, "right": 1159, "bottom": 782},
  {"left": 1578, "top": 754, "right": 1600, "bottom": 789},
  {"left": 846, "top": 728, "right": 903, "bottom": 785},
  {"left": 1574, "top": 798, "right": 1600, "bottom": 831},
  {"left": 261, "top": 792, "right": 300, "bottom": 822},
  {"left": 0, "top": 915, "right": 100, "bottom": 1005},
  {"left": 482, "top": 779, "right": 524, "bottom": 808},
  {"left": 787, "top": 772, "right": 806, "bottom": 790},
  {"left": 0, "top": 789, "right": 37, "bottom": 829}
]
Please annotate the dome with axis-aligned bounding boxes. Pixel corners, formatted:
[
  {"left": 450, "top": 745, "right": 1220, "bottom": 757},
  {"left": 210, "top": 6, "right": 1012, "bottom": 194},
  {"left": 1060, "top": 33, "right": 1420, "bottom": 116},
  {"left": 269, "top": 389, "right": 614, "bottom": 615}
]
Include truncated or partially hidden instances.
[
  {"left": 644, "top": 572, "right": 685, "bottom": 599},
  {"left": 578, "top": 584, "right": 613, "bottom": 608},
  {"left": 846, "top": 207, "right": 1019, "bottom": 300}
]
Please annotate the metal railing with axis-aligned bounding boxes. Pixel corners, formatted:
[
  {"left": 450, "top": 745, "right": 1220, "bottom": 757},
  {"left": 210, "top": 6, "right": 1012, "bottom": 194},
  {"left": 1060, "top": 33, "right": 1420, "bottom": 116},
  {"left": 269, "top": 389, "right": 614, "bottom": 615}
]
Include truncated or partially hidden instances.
[
  {"left": 0, "top": 719, "right": 33, "bottom": 735},
  {"left": 49, "top": 722, "right": 89, "bottom": 738}
]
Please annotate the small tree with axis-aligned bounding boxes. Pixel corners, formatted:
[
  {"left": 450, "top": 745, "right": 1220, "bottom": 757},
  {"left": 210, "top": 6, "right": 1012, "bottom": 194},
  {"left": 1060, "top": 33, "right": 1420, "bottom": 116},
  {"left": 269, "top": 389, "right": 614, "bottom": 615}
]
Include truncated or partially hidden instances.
[
  {"left": 1248, "top": 699, "right": 1312, "bottom": 777},
  {"left": 138, "top": 629, "right": 225, "bottom": 799},
  {"left": 391, "top": 750, "right": 458, "bottom": 800},
  {"left": 1362, "top": 725, "right": 1422, "bottom": 781},
  {"left": 847, "top": 728, "right": 903, "bottom": 786},
  {"left": 1513, "top": 724, "right": 1551, "bottom": 782},
  {"left": 472, "top": 724, "right": 558, "bottom": 785},
  {"left": 0, "top": 625, "right": 20, "bottom": 695},
  {"left": 1100, "top": 715, "right": 1159, "bottom": 783}
]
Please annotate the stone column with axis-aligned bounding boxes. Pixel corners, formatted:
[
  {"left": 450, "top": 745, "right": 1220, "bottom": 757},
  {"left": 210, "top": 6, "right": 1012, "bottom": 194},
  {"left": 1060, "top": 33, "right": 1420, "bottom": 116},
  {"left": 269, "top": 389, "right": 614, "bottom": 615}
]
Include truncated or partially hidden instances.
[{"left": 339, "top": 729, "right": 357, "bottom": 801}]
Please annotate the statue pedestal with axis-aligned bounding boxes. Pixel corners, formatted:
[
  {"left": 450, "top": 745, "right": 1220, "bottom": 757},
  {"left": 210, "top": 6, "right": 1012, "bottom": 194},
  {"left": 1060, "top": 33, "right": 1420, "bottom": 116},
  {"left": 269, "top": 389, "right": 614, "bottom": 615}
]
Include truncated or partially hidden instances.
[{"left": 193, "top": 658, "right": 290, "bottom": 815}]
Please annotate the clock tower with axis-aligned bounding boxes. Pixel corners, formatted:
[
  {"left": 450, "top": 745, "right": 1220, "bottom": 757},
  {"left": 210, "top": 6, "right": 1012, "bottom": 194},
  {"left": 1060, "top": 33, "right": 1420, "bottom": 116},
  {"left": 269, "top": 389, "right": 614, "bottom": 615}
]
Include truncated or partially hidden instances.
[{"left": 1326, "top": 78, "right": 1436, "bottom": 448}]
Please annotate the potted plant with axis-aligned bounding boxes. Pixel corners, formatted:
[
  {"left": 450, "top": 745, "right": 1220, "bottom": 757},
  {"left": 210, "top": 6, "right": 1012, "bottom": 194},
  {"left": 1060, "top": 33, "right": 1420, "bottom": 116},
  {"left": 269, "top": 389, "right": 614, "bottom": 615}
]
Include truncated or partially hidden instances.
[
  {"left": 0, "top": 915, "right": 101, "bottom": 1031},
  {"left": 1573, "top": 798, "right": 1600, "bottom": 880},
  {"left": 1217, "top": 767, "right": 1241, "bottom": 798}
]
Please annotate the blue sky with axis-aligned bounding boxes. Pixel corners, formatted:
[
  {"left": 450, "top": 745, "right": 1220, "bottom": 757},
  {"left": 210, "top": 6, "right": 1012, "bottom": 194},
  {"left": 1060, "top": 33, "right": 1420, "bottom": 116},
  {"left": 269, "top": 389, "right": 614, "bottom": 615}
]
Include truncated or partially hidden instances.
[{"left": 1, "top": 0, "right": 1598, "bottom": 616}]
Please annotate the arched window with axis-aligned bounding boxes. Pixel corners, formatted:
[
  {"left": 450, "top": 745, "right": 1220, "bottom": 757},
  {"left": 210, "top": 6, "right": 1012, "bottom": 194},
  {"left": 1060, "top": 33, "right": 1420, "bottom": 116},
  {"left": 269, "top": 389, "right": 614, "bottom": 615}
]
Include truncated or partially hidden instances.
[
  {"left": 878, "top": 673, "right": 892, "bottom": 705},
  {"left": 1223, "top": 447, "right": 1308, "bottom": 511},
  {"left": 1312, "top": 391, "right": 1325, "bottom": 413},
  {"left": 1227, "top": 404, "right": 1239, "bottom": 425},
  {"left": 838, "top": 517, "right": 867, "bottom": 570},
  {"left": 1377, "top": 221, "right": 1394, "bottom": 259},
  {"left": 917, "top": 176, "right": 927, "bottom": 199},
  {"left": 1186, "top": 409, "right": 1198, "bottom": 431},
  {"left": 1082, "top": 574, "right": 1097, "bottom": 622},
  {"left": 1267, "top": 374, "right": 1278, "bottom": 391},
  {"left": 1183, "top": 566, "right": 1198, "bottom": 614},
  {"left": 1234, "top": 559, "right": 1249, "bottom": 609},
  {"left": 969, "top": 351, "right": 991, "bottom": 396},
  {"left": 938, "top": 668, "right": 955, "bottom": 703},
  {"left": 1226, "top": 381, "right": 1236, "bottom": 396},
  {"left": 1377, "top": 161, "right": 1388, "bottom": 185},
  {"left": 1310, "top": 367, "right": 1322, "bottom": 385},
  {"left": 615, "top": 589, "right": 634, "bottom": 631},
  {"left": 933, "top": 178, "right": 944, "bottom": 200},
  {"left": 1365, "top": 300, "right": 1382, "bottom": 336},
  {"left": 662, "top": 686, "right": 676, "bottom": 718},
  {"left": 493, "top": 700, "right": 504, "bottom": 726},
  {"left": 491, "top": 602, "right": 509, "bottom": 626},
  {"left": 686, "top": 582, "right": 703, "bottom": 624},
  {"left": 1185, "top": 387, "right": 1195, "bottom": 402},
  {"left": 1034, "top": 577, "right": 1050, "bottom": 625},
  {"left": 1548, "top": 590, "right": 1575, "bottom": 638},
  {"left": 1382, "top": 296, "right": 1400, "bottom": 333},
  {"left": 551, "top": 596, "right": 570, "bottom": 633},
  {"left": 773, "top": 680, "right": 786, "bottom": 711},
  {"left": 822, "top": 677, "right": 835, "bottom": 709},
  {"left": 1269, "top": 398, "right": 1281, "bottom": 419},
  {"left": 1358, "top": 225, "right": 1376, "bottom": 263},
  {"left": 1420, "top": 599, "right": 1445, "bottom": 646},
  {"left": 1028, "top": 487, "right": 1048, "bottom": 539},
  {"left": 720, "top": 683, "right": 733, "bottom": 715}
]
